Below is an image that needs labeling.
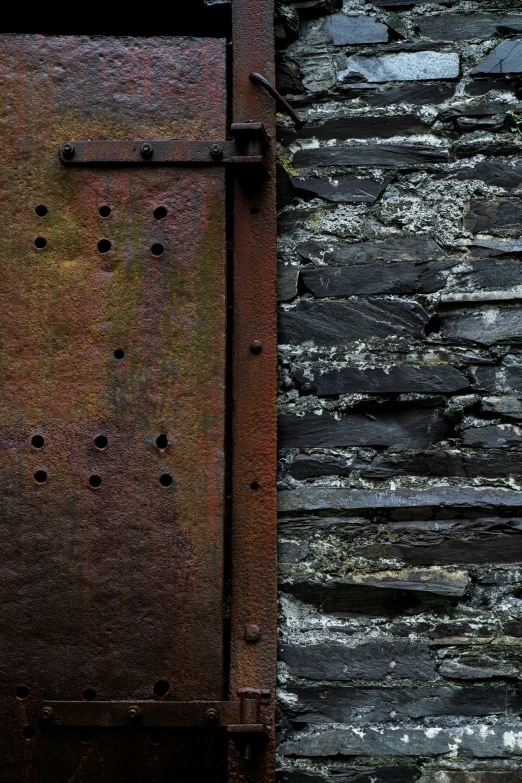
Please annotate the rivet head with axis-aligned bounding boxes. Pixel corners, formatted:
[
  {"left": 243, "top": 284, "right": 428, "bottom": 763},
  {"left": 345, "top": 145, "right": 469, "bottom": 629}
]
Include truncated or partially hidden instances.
[
  {"left": 140, "top": 143, "right": 153, "bottom": 158},
  {"left": 61, "top": 143, "right": 75, "bottom": 159},
  {"left": 41, "top": 706, "right": 54, "bottom": 721},
  {"left": 245, "top": 624, "right": 261, "bottom": 642},
  {"left": 249, "top": 340, "right": 262, "bottom": 355},
  {"left": 210, "top": 143, "right": 223, "bottom": 159},
  {"left": 205, "top": 707, "right": 219, "bottom": 723},
  {"left": 128, "top": 705, "right": 141, "bottom": 720}
]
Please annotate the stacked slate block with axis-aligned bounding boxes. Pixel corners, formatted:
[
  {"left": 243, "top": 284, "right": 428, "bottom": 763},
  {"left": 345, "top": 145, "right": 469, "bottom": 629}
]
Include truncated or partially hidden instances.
[{"left": 275, "top": 0, "right": 522, "bottom": 780}]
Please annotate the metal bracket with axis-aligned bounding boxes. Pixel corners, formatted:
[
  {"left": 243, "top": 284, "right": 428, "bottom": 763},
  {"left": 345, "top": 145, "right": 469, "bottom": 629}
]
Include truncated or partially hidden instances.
[
  {"left": 39, "top": 690, "right": 271, "bottom": 735},
  {"left": 59, "top": 123, "right": 269, "bottom": 176}
]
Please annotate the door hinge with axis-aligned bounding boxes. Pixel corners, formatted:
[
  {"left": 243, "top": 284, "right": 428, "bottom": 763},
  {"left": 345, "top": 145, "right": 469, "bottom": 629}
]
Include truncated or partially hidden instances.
[{"left": 59, "top": 123, "right": 270, "bottom": 176}]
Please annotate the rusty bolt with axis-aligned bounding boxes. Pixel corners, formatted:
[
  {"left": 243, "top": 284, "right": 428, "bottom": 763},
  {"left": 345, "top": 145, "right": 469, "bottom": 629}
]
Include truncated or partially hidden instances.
[
  {"left": 41, "top": 706, "right": 54, "bottom": 722},
  {"left": 61, "top": 143, "right": 75, "bottom": 159},
  {"left": 128, "top": 705, "right": 141, "bottom": 720},
  {"left": 205, "top": 708, "right": 219, "bottom": 723},
  {"left": 245, "top": 624, "right": 261, "bottom": 642},
  {"left": 140, "top": 143, "right": 153, "bottom": 158},
  {"left": 249, "top": 340, "right": 262, "bottom": 355},
  {"left": 210, "top": 144, "right": 223, "bottom": 159}
]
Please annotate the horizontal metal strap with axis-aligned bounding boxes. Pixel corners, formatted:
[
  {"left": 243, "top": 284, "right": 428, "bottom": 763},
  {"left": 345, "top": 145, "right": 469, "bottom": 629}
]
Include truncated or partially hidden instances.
[
  {"left": 59, "top": 139, "right": 265, "bottom": 167},
  {"left": 40, "top": 700, "right": 242, "bottom": 728}
]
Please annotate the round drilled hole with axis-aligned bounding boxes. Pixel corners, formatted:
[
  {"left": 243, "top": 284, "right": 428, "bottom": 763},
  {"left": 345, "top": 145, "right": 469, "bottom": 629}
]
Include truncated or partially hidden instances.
[
  {"left": 80, "top": 730, "right": 93, "bottom": 744},
  {"left": 150, "top": 730, "right": 162, "bottom": 746},
  {"left": 34, "top": 470, "right": 47, "bottom": 484},
  {"left": 94, "top": 435, "right": 108, "bottom": 450},
  {"left": 35, "top": 205, "right": 48, "bottom": 217},
  {"left": 89, "top": 475, "right": 102, "bottom": 489},
  {"left": 250, "top": 206, "right": 259, "bottom": 215},
  {"left": 97, "top": 239, "right": 111, "bottom": 254},
  {"left": 31, "top": 435, "right": 44, "bottom": 449},
  {"left": 153, "top": 206, "right": 168, "bottom": 221},
  {"left": 22, "top": 726, "right": 35, "bottom": 740},
  {"left": 250, "top": 481, "right": 259, "bottom": 491},
  {"left": 16, "top": 686, "right": 29, "bottom": 700},
  {"left": 99, "top": 206, "right": 111, "bottom": 218},
  {"left": 156, "top": 434, "right": 168, "bottom": 449},
  {"left": 153, "top": 680, "right": 170, "bottom": 698},
  {"left": 34, "top": 237, "right": 46, "bottom": 249},
  {"left": 159, "top": 474, "right": 173, "bottom": 488},
  {"left": 151, "top": 243, "right": 164, "bottom": 256},
  {"left": 83, "top": 688, "right": 96, "bottom": 701},
  {"left": 114, "top": 349, "right": 125, "bottom": 360}
]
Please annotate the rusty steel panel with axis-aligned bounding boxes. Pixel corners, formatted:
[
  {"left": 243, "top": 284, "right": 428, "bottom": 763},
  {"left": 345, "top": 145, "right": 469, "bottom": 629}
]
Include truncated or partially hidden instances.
[
  {"left": 229, "top": 0, "right": 278, "bottom": 781},
  {"left": 0, "top": 35, "right": 227, "bottom": 781}
]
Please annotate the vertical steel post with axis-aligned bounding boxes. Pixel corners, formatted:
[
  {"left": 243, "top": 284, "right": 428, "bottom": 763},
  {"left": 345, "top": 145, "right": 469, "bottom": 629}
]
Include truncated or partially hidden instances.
[{"left": 229, "top": 0, "right": 277, "bottom": 781}]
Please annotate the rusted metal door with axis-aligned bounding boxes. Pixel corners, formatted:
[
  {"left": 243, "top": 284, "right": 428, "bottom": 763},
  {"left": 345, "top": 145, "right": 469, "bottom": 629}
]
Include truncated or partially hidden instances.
[{"left": 0, "top": 6, "right": 277, "bottom": 781}]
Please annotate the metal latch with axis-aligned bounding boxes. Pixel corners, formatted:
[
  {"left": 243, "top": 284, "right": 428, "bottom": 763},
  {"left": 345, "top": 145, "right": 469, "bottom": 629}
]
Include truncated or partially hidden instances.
[{"left": 59, "top": 123, "right": 270, "bottom": 176}]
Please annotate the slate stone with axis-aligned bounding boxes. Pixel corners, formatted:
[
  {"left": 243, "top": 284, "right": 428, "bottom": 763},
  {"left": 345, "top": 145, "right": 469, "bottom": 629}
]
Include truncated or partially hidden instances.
[
  {"left": 278, "top": 408, "right": 451, "bottom": 448},
  {"left": 451, "top": 162, "right": 522, "bottom": 189},
  {"left": 279, "top": 724, "right": 522, "bottom": 758},
  {"left": 285, "top": 683, "right": 507, "bottom": 723},
  {"left": 463, "top": 424, "right": 522, "bottom": 448},
  {"left": 323, "top": 13, "right": 388, "bottom": 45},
  {"left": 466, "top": 79, "right": 521, "bottom": 97},
  {"left": 442, "top": 308, "right": 522, "bottom": 346},
  {"left": 339, "top": 52, "right": 459, "bottom": 83},
  {"left": 464, "top": 198, "right": 522, "bottom": 234},
  {"left": 293, "top": 144, "right": 450, "bottom": 168},
  {"left": 279, "top": 300, "right": 429, "bottom": 346},
  {"left": 417, "top": 14, "right": 522, "bottom": 42},
  {"left": 361, "top": 82, "right": 456, "bottom": 106},
  {"left": 290, "top": 175, "right": 392, "bottom": 203},
  {"left": 473, "top": 365, "right": 522, "bottom": 393},
  {"left": 293, "top": 365, "right": 469, "bottom": 395},
  {"left": 454, "top": 138, "right": 522, "bottom": 159},
  {"left": 301, "top": 258, "right": 522, "bottom": 296},
  {"left": 456, "top": 116, "right": 507, "bottom": 132},
  {"left": 482, "top": 395, "right": 522, "bottom": 421},
  {"left": 472, "top": 41, "right": 522, "bottom": 76},
  {"left": 439, "top": 655, "right": 518, "bottom": 680},
  {"left": 374, "top": 0, "right": 457, "bottom": 5},
  {"left": 281, "top": 115, "right": 427, "bottom": 145},
  {"left": 339, "top": 567, "right": 469, "bottom": 596},
  {"left": 278, "top": 768, "right": 419, "bottom": 783},
  {"left": 277, "top": 163, "right": 298, "bottom": 210},
  {"left": 279, "top": 262, "right": 299, "bottom": 302},
  {"left": 297, "top": 236, "right": 445, "bottom": 265},
  {"left": 353, "top": 533, "right": 522, "bottom": 567},
  {"left": 276, "top": 56, "right": 304, "bottom": 96},
  {"left": 422, "top": 773, "right": 522, "bottom": 782},
  {"left": 287, "top": 451, "right": 522, "bottom": 480},
  {"left": 279, "top": 640, "right": 435, "bottom": 681},
  {"left": 471, "top": 237, "right": 522, "bottom": 256},
  {"left": 278, "top": 486, "right": 522, "bottom": 514},
  {"left": 281, "top": 579, "right": 462, "bottom": 617}
]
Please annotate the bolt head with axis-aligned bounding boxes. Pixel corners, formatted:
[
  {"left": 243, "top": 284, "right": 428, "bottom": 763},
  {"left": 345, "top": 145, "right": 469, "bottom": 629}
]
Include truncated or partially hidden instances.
[
  {"left": 210, "top": 144, "right": 223, "bottom": 159},
  {"left": 245, "top": 624, "right": 261, "bottom": 642},
  {"left": 140, "top": 143, "right": 153, "bottom": 158},
  {"left": 249, "top": 340, "right": 262, "bottom": 355},
  {"left": 61, "top": 143, "right": 75, "bottom": 159},
  {"left": 205, "top": 707, "right": 219, "bottom": 723},
  {"left": 41, "top": 706, "right": 54, "bottom": 721},
  {"left": 128, "top": 705, "right": 141, "bottom": 720}
]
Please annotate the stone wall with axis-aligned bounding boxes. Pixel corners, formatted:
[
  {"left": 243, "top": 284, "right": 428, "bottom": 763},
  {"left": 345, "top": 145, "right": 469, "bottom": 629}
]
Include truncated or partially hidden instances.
[{"left": 275, "top": 0, "right": 522, "bottom": 780}]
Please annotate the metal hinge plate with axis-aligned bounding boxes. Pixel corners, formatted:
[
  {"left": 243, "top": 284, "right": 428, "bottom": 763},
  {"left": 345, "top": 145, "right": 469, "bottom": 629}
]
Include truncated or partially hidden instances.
[{"left": 59, "top": 124, "right": 270, "bottom": 175}]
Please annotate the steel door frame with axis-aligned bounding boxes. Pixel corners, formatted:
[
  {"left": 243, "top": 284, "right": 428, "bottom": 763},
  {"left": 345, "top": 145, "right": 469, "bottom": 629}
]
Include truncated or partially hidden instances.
[{"left": 229, "top": 1, "right": 277, "bottom": 781}]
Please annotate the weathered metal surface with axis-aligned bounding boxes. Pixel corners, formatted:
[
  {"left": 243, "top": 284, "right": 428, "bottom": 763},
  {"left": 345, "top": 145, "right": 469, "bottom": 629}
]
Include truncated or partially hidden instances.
[
  {"left": 229, "top": 0, "right": 278, "bottom": 781},
  {"left": 0, "top": 35, "right": 227, "bottom": 781},
  {"left": 58, "top": 139, "right": 265, "bottom": 167},
  {"left": 249, "top": 72, "right": 307, "bottom": 129}
]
